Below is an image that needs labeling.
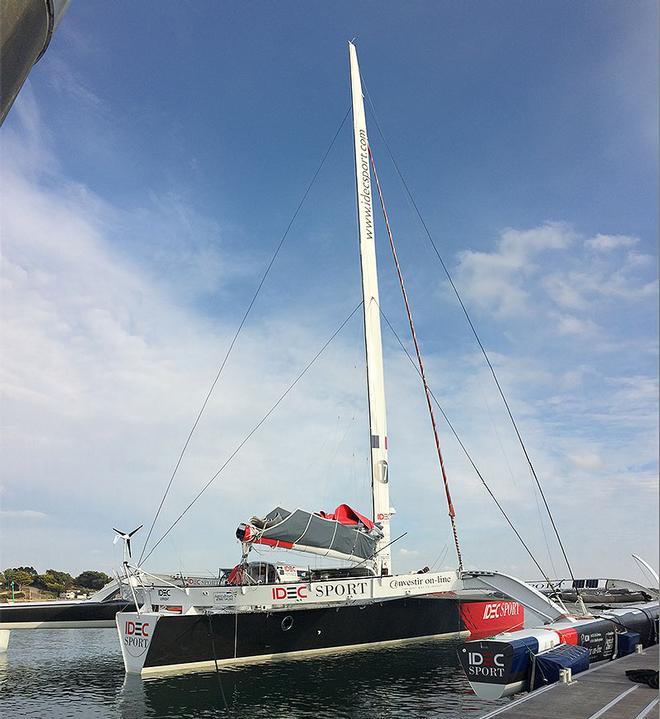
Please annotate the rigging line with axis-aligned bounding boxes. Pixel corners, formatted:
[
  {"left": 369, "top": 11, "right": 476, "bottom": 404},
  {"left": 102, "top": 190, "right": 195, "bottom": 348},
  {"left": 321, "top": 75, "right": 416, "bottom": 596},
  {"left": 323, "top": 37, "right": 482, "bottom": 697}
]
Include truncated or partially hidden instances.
[
  {"left": 433, "top": 545, "right": 450, "bottom": 572},
  {"left": 141, "top": 301, "right": 364, "bottom": 565},
  {"left": 206, "top": 613, "right": 230, "bottom": 710},
  {"left": 379, "top": 308, "right": 555, "bottom": 585},
  {"left": 476, "top": 369, "right": 557, "bottom": 577},
  {"left": 369, "top": 146, "right": 463, "bottom": 571},
  {"left": 361, "top": 81, "right": 578, "bottom": 588},
  {"left": 138, "top": 106, "right": 352, "bottom": 565},
  {"left": 351, "top": 532, "right": 409, "bottom": 570},
  {"left": 476, "top": 373, "right": 519, "bottom": 489},
  {"left": 530, "top": 469, "right": 560, "bottom": 580},
  {"left": 429, "top": 530, "right": 452, "bottom": 572}
]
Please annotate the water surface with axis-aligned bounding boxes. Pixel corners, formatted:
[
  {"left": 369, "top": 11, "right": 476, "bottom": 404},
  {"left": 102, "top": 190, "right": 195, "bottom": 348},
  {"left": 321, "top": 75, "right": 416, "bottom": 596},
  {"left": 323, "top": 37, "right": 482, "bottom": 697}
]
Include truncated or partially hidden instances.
[{"left": 0, "top": 629, "right": 505, "bottom": 718}]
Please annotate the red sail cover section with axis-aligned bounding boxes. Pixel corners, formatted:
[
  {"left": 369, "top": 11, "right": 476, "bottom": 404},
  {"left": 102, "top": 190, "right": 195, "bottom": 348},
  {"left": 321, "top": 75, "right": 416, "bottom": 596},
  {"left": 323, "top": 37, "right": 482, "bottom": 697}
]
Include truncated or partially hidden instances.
[
  {"left": 239, "top": 526, "right": 294, "bottom": 550},
  {"left": 317, "top": 504, "right": 375, "bottom": 530},
  {"left": 460, "top": 601, "right": 524, "bottom": 639}
]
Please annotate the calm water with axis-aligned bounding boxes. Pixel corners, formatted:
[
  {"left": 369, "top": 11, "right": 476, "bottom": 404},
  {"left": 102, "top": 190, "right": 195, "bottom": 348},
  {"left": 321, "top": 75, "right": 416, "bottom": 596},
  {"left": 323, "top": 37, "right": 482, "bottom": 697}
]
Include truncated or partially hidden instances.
[{"left": 0, "top": 629, "right": 504, "bottom": 718}]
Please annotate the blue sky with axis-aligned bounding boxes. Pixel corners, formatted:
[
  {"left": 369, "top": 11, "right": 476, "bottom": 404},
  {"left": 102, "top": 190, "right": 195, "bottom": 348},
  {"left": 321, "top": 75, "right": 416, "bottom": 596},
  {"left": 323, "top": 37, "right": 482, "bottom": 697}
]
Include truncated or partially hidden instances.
[{"left": 1, "top": 1, "right": 657, "bottom": 582}]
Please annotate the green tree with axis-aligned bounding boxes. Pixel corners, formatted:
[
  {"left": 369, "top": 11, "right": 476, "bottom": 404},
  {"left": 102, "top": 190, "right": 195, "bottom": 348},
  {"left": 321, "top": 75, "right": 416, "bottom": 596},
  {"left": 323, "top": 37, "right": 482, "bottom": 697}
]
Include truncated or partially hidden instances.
[
  {"left": 75, "top": 570, "right": 111, "bottom": 590},
  {"left": 4, "top": 568, "right": 36, "bottom": 588},
  {"left": 15, "top": 566, "right": 38, "bottom": 578},
  {"left": 34, "top": 570, "right": 75, "bottom": 592}
]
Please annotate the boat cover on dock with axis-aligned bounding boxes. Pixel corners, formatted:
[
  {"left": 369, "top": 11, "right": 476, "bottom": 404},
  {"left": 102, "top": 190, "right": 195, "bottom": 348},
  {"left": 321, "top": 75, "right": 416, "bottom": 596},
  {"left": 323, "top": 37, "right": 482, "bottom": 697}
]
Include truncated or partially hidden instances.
[{"left": 532, "top": 644, "right": 589, "bottom": 690}]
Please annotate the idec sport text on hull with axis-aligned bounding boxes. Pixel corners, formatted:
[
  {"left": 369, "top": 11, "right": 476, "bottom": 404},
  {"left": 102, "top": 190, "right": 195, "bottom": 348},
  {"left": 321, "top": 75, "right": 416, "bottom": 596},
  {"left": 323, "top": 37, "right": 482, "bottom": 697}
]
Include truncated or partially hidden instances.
[
  {"left": 467, "top": 650, "right": 505, "bottom": 678},
  {"left": 314, "top": 581, "right": 368, "bottom": 598},
  {"left": 272, "top": 586, "right": 308, "bottom": 600},
  {"left": 123, "top": 620, "right": 150, "bottom": 649},
  {"left": 270, "top": 581, "right": 369, "bottom": 601},
  {"left": 483, "top": 602, "right": 520, "bottom": 619}
]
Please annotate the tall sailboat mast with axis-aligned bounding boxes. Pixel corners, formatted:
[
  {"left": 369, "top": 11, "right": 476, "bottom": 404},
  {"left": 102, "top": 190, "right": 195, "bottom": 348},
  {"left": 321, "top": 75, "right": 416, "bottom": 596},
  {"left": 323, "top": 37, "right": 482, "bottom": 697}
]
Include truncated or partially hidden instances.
[{"left": 348, "top": 41, "right": 392, "bottom": 576}]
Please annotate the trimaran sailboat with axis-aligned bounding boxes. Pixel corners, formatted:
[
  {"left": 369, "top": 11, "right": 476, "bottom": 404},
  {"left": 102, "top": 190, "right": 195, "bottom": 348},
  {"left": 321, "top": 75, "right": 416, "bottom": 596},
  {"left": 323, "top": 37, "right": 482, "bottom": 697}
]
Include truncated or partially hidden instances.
[{"left": 115, "top": 42, "right": 585, "bottom": 676}]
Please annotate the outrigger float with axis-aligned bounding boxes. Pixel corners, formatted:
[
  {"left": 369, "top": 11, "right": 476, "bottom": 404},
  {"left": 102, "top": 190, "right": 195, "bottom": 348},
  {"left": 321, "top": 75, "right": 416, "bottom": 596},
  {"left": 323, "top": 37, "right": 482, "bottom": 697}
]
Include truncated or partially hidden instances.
[
  {"left": 0, "top": 569, "right": 230, "bottom": 652},
  {"left": 0, "top": 581, "right": 132, "bottom": 652},
  {"left": 527, "top": 576, "right": 658, "bottom": 605},
  {"left": 458, "top": 601, "right": 659, "bottom": 699}
]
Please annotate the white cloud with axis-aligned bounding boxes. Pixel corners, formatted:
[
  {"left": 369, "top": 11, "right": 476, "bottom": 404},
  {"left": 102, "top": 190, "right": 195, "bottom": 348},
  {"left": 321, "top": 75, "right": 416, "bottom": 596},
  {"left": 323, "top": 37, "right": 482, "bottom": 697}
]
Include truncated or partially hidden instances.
[
  {"left": 586, "top": 234, "right": 638, "bottom": 251},
  {"left": 625, "top": 252, "right": 653, "bottom": 268},
  {"left": 568, "top": 452, "right": 603, "bottom": 470},
  {"left": 45, "top": 55, "right": 105, "bottom": 112},
  {"left": 0, "top": 105, "right": 378, "bottom": 573},
  {"left": 453, "top": 223, "right": 657, "bottom": 347},
  {"left": 455, "top": 222, "right": 575, "bottom": 317},
  {"left": 398, "top": 548, "right": 419, "bottom": 556},
  {"left": 554, "top": 314, "right": 600, "bottom": 337},
  {"left": 610, "top": 375, "right": 659, "bottom": 407},
  {"left": 0, "top": 510, "right": 48, "bottom": 520},
  {"left": 0, "top": 94, "right": 657, "bottom": 582},
  {"left": 542, "top": 274, "right": 586, "bottom": 310},
  {"left": 558, "top": 368, "right": 587, "bottom": 389}
]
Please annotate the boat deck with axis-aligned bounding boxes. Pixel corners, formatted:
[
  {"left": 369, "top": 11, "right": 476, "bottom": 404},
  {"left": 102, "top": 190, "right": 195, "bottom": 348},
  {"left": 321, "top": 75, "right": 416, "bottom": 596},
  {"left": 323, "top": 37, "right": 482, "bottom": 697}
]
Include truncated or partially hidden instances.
[{"left": 478, "top": 644, "right": 659, "bottom": 719}]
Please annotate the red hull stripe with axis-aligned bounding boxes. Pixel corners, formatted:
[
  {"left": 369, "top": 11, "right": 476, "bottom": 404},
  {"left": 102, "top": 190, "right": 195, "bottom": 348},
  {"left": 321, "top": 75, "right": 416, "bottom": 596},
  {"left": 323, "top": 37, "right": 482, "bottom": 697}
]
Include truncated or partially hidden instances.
[
  {"left": 549, "top": 626, "right": 578, "bottom": 645},
  {"left": 460, "top": 601, "right": 524, "bottom": 639}
]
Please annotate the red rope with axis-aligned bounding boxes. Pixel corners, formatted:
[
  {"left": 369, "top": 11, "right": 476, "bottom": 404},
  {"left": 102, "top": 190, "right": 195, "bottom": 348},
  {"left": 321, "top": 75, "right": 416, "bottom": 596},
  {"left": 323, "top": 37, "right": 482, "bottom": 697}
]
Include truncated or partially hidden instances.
[{"left": 369, "top": 147, "right": 463, "bottom": 571}]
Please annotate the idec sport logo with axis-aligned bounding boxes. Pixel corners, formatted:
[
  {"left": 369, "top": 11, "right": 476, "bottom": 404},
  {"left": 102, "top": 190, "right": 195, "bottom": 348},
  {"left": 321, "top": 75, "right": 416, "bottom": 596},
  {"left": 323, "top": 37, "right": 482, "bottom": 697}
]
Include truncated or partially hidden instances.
[
  {"left": 465, "top": 649, "right": 505, "bottom": 678},
  {"left": 458, "top": 642, "right": 511, "bottom": 685},
  {"left": 483, "top": 602, "right": 521, "bottom": 620},
  {"left": 460, "top": 601, "right": 523, "bottom": 639},
  {"left": 125, "top": 620, "right": 150, "bottom": 637},
  {"left": 271, "top": 585, "right": 307, "bottom": 601},
  {"left": 122, "top": 619, "right": 152, "bottom": 657}
]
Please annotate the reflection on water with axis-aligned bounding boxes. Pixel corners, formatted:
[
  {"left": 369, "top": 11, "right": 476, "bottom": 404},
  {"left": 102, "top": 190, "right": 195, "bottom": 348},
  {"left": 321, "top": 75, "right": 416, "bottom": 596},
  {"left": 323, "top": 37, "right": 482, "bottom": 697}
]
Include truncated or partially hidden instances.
[
  {"left": 0, "top": 629, "right": 124, "bottom": 718},
  {"left": 0, "top": 629, "right": 504, "bottom": 718}
]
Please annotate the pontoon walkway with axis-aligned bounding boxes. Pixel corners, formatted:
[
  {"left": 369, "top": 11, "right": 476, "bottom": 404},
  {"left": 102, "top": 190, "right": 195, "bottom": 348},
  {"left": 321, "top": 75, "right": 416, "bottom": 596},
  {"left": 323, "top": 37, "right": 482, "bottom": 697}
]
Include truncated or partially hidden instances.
[{"left": 478, "top": 643, "right": 658, "bottom": 719}]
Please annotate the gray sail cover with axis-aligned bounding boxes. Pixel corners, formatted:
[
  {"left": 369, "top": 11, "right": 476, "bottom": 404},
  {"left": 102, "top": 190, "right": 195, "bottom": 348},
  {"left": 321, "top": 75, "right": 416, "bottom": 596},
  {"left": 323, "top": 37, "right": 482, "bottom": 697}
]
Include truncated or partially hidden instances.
[{"left": 240, "top": 507, "right": 382, "bottom": 561}]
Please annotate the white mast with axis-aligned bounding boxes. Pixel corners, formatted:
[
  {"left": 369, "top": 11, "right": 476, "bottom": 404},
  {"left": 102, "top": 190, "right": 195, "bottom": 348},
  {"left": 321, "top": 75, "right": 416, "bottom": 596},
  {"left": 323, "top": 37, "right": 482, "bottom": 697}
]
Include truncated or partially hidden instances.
[{"left": 348, "top": 42, "right": 392, "bottom": 576}]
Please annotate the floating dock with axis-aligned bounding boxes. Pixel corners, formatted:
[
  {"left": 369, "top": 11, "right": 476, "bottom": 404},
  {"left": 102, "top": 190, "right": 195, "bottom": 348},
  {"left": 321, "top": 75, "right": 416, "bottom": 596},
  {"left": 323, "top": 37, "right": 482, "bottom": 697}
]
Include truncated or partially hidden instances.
[{"left": 478, "top": 644, "right": 658, "bottom": 718}]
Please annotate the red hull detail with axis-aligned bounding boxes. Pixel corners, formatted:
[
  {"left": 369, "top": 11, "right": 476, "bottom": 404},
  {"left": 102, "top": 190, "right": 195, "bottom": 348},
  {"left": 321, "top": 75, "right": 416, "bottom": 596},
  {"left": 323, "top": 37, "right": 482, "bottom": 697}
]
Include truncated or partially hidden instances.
[
  {"left": 551, "top": 626, "right": 578, "bottom": 645},
  {"left": 460, "top": 600, "right": 524, "bottom": 639}
]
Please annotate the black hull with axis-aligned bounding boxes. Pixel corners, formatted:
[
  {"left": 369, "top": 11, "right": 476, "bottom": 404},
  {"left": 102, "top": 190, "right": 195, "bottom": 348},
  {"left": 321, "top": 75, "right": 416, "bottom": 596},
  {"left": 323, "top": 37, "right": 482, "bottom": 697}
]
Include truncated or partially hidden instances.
[
  {"left": 143, "top": 596, "right": 464, "bottom": 670},
  {"left": 0, "top": 598, "right": 135, "bottom": 627}
]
